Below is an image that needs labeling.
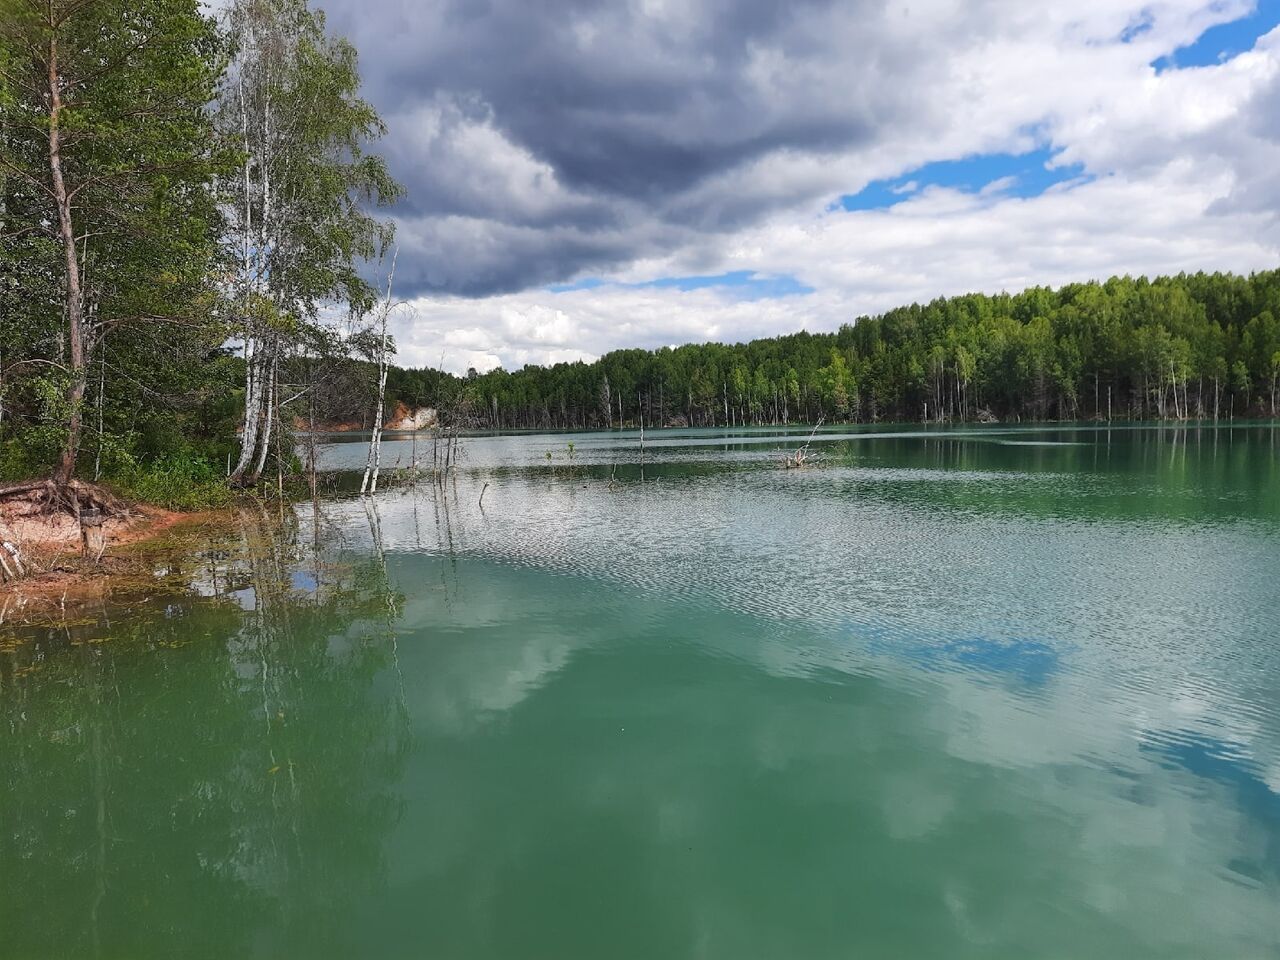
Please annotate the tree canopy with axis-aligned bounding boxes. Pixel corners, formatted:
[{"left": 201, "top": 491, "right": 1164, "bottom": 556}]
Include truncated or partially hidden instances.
[
  {"left": 0, "top": 0, "right": 398, "bottom": 504},
  {"left": 0, "top": 0, "right": 228, "bottom": 487}
]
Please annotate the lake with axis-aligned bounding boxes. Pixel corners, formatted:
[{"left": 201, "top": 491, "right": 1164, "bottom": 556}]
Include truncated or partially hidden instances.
[{"left": 3, "top": 423, "right": 1279, "bottom": 958}]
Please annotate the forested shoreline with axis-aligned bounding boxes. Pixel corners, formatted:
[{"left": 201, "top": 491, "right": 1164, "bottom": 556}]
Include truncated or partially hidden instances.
[
  {"left": 388, "top": 270, "right": 1280, "bottom": 432},
  {"left": 3, "top": 2, "right": 1279, "bottom": 516}
]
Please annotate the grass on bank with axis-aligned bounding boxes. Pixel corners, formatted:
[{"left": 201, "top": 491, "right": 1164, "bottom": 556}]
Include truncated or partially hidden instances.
[
  {"left": 1, "top": 435, "right": 235, "bottom": 512},
  {"left": 106, "top": 456, "right": 234, "bottom": 511}
]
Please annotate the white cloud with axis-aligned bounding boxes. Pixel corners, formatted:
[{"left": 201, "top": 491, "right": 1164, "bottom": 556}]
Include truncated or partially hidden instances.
[
  {"left": 391, "top": 286, "right": 837, "bottom": 371},
  {"left": 364, "top": 4, "right": 1280, "bottom": 373},
  {"left": 394, "top": 144, "right": 1278, "bottom": 375}
]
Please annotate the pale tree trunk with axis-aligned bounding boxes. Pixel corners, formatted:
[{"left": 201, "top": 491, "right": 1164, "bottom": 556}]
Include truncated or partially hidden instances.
[
  {"left": 228, "top": 13, "right": 285, "bottom": 489},
  {"left": 247, "top": 67, "right": 275, "bottom": 487},
  {"left": 230, "top": 339, "right": 263, "bottom": 482},
  {"left": 249, "top": 345, "right": 277, "bottom": 485},
  {"left": 93, "top": 340, "right": 105, "bottom": 481},
  {"left": 361, "top": 362, "right": 388, "bottom": 495},
  {"left": 362, "top": 251, "right": 397, "bottom": 495},
  {"left": 230, "top": 64, "right": 259, "bottom": 484},
  {"left": 47, "top": 33, "right": 86, "bottom": 488}
]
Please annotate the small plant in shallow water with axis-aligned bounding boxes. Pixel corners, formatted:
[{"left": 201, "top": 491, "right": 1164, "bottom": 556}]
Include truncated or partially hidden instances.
[{"left": 567, "top": 442, "right": 575, "bottom": 459}]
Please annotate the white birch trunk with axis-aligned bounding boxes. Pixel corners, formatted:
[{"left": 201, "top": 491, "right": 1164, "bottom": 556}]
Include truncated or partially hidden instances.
[
  {"left": 250, "top": 345, "right": 277, "bottom": 485},
  {"left": 362, "top": 251, "right": 397, "bottom": 495},
  {"left": 230, "top": 60, "right": 260, "bottom": 484},
  {"left": 231, "top": 339, "right": 261, "bottom": 480},
  {"left": 365, "top": 364, "right": 388, "bottom": 494}
]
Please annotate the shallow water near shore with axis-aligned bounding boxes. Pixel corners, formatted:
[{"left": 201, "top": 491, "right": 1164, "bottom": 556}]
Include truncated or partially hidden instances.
[{"left": 3, "top": 422, "right": 1280, "bottom": 958}]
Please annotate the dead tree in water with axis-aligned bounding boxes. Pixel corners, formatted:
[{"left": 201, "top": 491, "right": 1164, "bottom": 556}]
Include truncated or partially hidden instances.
[
  {"left": 784, "top": 418, "right": 825, "bottom": 469},
  {"left": 0, "top": 539, "right": 25, "bottom": 583}
]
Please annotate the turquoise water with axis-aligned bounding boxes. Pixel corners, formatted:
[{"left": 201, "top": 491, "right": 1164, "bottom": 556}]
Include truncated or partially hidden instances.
[{"left": 3, "top": 423, "right": 1279, "bottom": 958}]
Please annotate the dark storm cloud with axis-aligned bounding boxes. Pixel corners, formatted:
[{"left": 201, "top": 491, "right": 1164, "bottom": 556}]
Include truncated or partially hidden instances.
[{"left": 312, "top": 0, "right": 957, "bottom": 295}]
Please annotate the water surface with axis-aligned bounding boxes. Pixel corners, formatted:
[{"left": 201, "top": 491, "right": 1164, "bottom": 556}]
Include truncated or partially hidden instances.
[{"left": 3, "top": 423, "right": 1279, "bottom": 958}]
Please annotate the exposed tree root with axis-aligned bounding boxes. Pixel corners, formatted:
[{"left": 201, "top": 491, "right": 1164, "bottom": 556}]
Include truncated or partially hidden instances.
[
  {"left": 0, "top": 479, "right": 127, "bottom": 513},
  {"left": 0, "top": 479, "right": 132, "bottom": 583}
]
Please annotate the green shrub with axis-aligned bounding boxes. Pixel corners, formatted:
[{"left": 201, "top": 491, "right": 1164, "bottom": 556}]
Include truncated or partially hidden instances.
[
  {"left": 0, "top": 438, "right": 37, "bottom": 483},
  {"left": 0, "top": 424, "right": 64, "bottom": 482},
  {"left": 108, "top": 455, "right": 232, "bottom": 511}
]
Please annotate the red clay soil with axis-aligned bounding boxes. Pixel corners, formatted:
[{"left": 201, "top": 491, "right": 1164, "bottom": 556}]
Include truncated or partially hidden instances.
[
  {"left": 388, "top": 401, "right": 411, "bottom": 426},
  {"left": 0, "top": 482, "right": 225, "bottom": 605},
  {"left": 292, "top": 415, "right": 364, "bottom": 432},
  {"left": 292, "top": 401, "right": 435, "bottom": 433}
]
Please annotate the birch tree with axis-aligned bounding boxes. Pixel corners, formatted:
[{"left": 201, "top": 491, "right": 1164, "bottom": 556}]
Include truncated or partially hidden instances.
[{"left": 218, "top": 0, "right": 400, "bottom": 488}]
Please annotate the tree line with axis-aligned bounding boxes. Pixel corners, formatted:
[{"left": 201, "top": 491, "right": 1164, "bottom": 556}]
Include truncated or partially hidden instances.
[{"left": 386, "top": 271, "right": 1280, "bottom": 431}]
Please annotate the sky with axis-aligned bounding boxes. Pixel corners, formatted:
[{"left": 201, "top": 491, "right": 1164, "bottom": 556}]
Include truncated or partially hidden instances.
[{"left": 310, "top": 0, "right": 1280, "bottom": 373}]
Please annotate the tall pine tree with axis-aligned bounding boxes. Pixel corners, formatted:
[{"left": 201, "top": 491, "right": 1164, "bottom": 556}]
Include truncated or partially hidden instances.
[{"left": 0, "top": 0, "right": 226, "bottom": 493}]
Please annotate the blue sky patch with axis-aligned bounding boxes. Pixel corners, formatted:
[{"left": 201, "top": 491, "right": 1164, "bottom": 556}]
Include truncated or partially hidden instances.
[
  {"left": 1152, "top": 1, "right": 1280, "bottom": 72},
  {"left": 837, "top": 148, "right": 1088, "bottom": 212},
  {"left": 868, "top": 632, "right": 1063, "bottom": 689},
  {"left": 549, "top": 270, "right": 813, "bottom": 299},
  {"left": 547, "top": 277, "right": 607, "bottom": 293},
  {"left": 1120, "top": 9, "right": 1156, "bottom": 43},
  {"left": 1142, "top": 730, "right": 1280, "bottom": 877},
  {"left": 636, "top": 271, "right": 813, "bottom": 298}
]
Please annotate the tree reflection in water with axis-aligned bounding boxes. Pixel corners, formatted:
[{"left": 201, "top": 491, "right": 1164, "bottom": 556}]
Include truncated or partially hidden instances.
[{"left": 0, "top": 507, "right": 411, "bottom": 959}]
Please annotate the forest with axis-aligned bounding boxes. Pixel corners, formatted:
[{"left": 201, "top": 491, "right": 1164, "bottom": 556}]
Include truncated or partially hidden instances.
[
  {"left": 2, "top": 1, "right": 1279, "bottom": 511},
  {"left": 389, "top": 270, "right": 1280, "bottom": 432}
]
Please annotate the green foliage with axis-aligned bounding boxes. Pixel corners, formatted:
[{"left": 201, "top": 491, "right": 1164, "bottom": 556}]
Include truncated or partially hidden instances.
[
  {"left": 1, "top": 0, "right": 397, "bottom": 503},
  {"left": 0, "top": 435, "right": 50, "bottom": 483},
  {"left": 0, "top": 0, "right": 231, "bottom": 485},
  {"left": 106, "top": 453, "right": 233, "bottom": 511},
  {"left": 216, "top": 0, "right": 401, "bottom": 486},
  {"left": 0, "top": 373, "right": 72, "bottom": 478},
  {"left": 218, "top": 0, "right": 401, "bottom": 326}
]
